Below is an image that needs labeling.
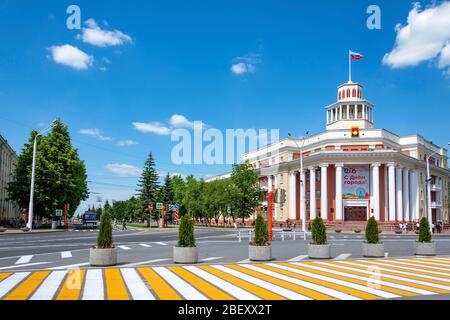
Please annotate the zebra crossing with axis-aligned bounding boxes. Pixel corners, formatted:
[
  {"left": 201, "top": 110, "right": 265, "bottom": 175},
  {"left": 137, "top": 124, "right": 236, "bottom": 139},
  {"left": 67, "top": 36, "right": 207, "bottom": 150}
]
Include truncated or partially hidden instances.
[{"left": 0, "top": 257, "right": 449, "bottom": 300}]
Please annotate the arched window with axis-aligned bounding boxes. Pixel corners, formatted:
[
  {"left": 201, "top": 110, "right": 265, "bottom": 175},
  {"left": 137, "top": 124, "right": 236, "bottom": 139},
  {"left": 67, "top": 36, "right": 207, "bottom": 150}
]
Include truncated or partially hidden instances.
[
  {"left": 352, "top": 89, "right": 356, "bottom": 97},
  {"left": 347, "top": 89, "right": 350, "bottom": 98},
  {"left": 339, "top": 92, "right": 341, "bottom": 100}
]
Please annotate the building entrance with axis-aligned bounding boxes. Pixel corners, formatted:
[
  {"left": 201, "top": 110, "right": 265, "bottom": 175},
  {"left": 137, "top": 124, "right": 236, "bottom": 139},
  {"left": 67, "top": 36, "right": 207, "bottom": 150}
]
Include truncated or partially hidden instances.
[{"left": 344, "top": 206, "right": 368, "bottom": 221}]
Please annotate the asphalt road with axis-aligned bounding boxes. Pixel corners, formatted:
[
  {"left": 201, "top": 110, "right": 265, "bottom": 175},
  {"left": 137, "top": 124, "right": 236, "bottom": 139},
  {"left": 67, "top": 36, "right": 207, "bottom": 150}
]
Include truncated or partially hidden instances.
[{"left": 1, "top": 228, "right": 449, "bottom": 273}]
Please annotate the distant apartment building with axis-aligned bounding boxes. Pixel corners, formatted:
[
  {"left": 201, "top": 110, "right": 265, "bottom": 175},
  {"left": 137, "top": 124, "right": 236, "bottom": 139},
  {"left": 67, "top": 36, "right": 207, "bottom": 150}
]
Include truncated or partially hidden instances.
[{"left": 0, "top": 134, "right": 20, "bottom": 221}]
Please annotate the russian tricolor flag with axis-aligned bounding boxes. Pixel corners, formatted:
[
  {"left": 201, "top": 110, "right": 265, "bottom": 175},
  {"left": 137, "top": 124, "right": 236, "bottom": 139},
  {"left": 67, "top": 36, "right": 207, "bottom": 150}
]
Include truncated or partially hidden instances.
[{"left": 350, "top": 51, "right": 364, "bottom": 61}]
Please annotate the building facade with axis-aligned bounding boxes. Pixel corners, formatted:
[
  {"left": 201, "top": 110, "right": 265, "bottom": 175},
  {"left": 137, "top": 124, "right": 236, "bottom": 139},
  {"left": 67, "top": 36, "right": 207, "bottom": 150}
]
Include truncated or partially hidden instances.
[
  {"left": 243, "top": 80, "right": 450, "bottom": 226},
  {"left": 0, "top": 134, "right": 20, "bottom": 222}
]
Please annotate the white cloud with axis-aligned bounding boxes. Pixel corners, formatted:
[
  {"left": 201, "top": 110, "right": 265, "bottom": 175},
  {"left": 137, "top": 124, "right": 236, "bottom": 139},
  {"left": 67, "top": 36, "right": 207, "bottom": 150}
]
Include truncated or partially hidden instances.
[
  {"left": 231, "top": 53, "right": 261, "bottom": 76},
  {"left": 117, "top": 139, "right": 138, "bottom": 147},
  {"left": 78, "top": 18, "right": 133, "bottom": 47},
  {"left": 49, "top": 44, "right": 93, "bottom": 70},
  {"left": 169, "top": 114, "right": 196, "bottom": 129},
  {"left": 132, "top": 122, "right": 172, "bottom": 135},
  {"left": 79, "top": 128, "right": 113, "bottom": 141},
  {"left": 383, "top": 2, "right": 450, "bottom": 76},
  {"left": 105, "top": 163, "right": 142, "bottom": 176}
]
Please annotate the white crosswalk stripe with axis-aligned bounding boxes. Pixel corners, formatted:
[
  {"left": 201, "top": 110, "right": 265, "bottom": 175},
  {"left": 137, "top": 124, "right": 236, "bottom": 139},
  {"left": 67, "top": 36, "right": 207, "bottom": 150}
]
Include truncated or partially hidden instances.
[
  {"left": 120, "top": 268, "right": 155, "bottom": 300},
  {"left": 200, "top": 257, "right": 222, "bottom": 262},
  {"left": 0, "top": 272, "right": 30, "bottom": 298},
  {"left": 334, "top": 253, "right": 351, "bottom": 260},
  {"left": 61, "top": 251, "right": 72, "bottom": 259},
  {"left": 153, "top": 267, "right": 207, "bottom": 300},
  {"left": 82, "top": 269, "right": 104, "bottom": 300},
  {"left": 15, "top": 255, "right": 33, "bottom": 264},
  {"left": 30, "top": 271, "right": 67, "bottom": 300},
  {"left": 118, "top": 246, "right": 131, "bottom": 250},
  {"left": 154, "top": 242, "right": 168, "bottom": 246},
  {"left": 139, "top": 244, "right": 152, "bottom": 248}
]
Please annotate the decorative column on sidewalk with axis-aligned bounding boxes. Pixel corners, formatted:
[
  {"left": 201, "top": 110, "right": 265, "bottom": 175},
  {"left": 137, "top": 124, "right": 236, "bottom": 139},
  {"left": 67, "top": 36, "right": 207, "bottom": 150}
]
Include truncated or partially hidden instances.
[
  {"left": 320, "top": 164, "right": 329, "bottom": 219},
  {"left": 289, "top": 170, "right": 297, "bottom": 220},
  {"left": 371, "top": 163, "right": 381, "bottom": 221},
  {"left": 396, "top": 165, "right": 404, "bottom": 221},
  {"left": 388, "top": 162, "right": 396, "bottom": 221},
  {"left": 335, "top": 164, "right": 344, "bottom": 220},
  {"left": 309, "top": 167, "right": 316, "bottom": 220}
]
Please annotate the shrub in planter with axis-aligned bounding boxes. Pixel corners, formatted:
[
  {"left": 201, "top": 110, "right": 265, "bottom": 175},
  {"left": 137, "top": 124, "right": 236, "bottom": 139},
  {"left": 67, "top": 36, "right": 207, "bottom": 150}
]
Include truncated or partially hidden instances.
[
  {"left": 90, "top": 208, "right": 117, "bottom": 266},
  {"left": 174, "top": 214, "right": 198, "bottom": 264},
  {"left": 363, "top": 217, "right": 384, "bottom": 257},
  {"left": 249, "top": 215, "right": 271, "bottom": 261},
  {"left": 308, "top": 217, "right": 331, "bottom": 259},
  {"left": 415, "top": 217, "right": 435, "bottom": 256}
]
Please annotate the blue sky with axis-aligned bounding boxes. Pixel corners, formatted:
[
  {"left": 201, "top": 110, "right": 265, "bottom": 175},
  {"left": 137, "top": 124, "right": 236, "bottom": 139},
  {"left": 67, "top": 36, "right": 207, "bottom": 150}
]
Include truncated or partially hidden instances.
[{"left": 0, "top": 0, "right": 449, "bottom": 213}]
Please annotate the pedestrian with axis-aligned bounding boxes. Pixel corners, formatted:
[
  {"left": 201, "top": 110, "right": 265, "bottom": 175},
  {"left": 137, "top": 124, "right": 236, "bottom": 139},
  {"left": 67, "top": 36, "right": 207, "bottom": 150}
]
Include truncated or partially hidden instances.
[{"left": 122, "top": 218, "right": 127, "bottom": 231}]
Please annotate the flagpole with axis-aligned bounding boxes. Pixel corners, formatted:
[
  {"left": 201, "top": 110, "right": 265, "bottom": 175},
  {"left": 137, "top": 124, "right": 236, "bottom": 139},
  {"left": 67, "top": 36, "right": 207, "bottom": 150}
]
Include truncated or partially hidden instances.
[{"left": 348, "top": 50, "right": 352, "bottom": 83}]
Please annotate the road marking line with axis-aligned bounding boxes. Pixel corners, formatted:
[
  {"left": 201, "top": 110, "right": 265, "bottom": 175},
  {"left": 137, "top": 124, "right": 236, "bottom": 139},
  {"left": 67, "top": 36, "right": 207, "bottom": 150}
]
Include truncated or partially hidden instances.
[
  {"left": 0, "top": 272, "right": 30, "bottom": 299},
  {"left": 227, "top": 264, "right": 334, "bottom": 300},
  {"left": 105, "top": 269, "right": 130, "bottom": 300},
  {"left": 82, "top": 269, "right": 104, "bottom": 300},
  {"left": 139, "top": 244, "right": 152, "bottom": 248},
  {"left": 279, "top": 263, "right": 391, "bottom": 299},
  {"left": 334, "top": 254, "right": 352, "bottom": 261},
  {"left": 47, "top": 262, "right": 90, "bottom": 270},
  {"left": 122, "top": 259, "right": 171, "bottom": 267},
  {"left": 61, "top": 251, "right": 72, "bottom": 259},
  {"left": 56, "top": 269, "right": 86, "bottom": 300},
  {"left": 15, "top": 255, "right": 33, "bottom": 264},
  {"left": 335, "top": 261, "right": 450, "bottom": 293},
  {"left": 120, "top": 268, "right": 155, "bottom": 300},
  {"left": 153, "top": 267, "right": 207, "bottom": 300},
  {"left": 30, "top": 271, "right": 67, "bottom": 300},
  {"left": 312, "top": 262, "right": 425, "bottom": 296},
  {"left": 244, "top": 264, "right": 358, "bottom": 300},
  {"left": 184, "top": 266, "right": 259, "bottom": 300},
  {"left": 3, "top": 271, "right": 50, "bottom": 300},
  {"left": 118, "top": 246, "right": 131, "bottom": 250},
  {"left": 288, "top": 255, "right": 308, "bottom": 262},
  {"left": 214, "top": 265, "right": 305, "bottom": 300},
  {"left": 169, "top": 266, "right": 234, "bottom": 300},
  {"left": 137, "top": 268, "right": 182, "bottom": 300},
  {"left": 199, "top": 265, "right": 283, "bottom": 300},
  {"left": 0, "top": 262, "right": 50, "bottom": 271},
  {"left": 200, "top": 257, "right": 222, "bottom": 262},
  {"left": 154, "top": 242, "right": 168, "bottom": 246},
  {"left": 237, "top": 259, "right": 250, "bottom": 264}
]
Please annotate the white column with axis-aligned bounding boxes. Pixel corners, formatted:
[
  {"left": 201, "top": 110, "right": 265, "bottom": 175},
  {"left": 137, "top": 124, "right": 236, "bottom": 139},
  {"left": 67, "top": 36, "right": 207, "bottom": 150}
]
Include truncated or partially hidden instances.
[
  {"left": 402, "top": 167, "right": 410, "bottom": 221},
  {"left": 300, "top": 170, "right": 306, "bottom": 222},
  {"left": 339, "top": 105, "right": 343, "bottom": 120},
  {"left": 335, "top": 164, "right": 344, "bottom": 220},
  {"left": 326, "top": 110, "right": 329, "bottom": 125},
  {"left": 309, "top": 167, "right": 316, "bottom": 220},
  {"left": 268, "top": 175, "right": 273, "bottom": 192},
  {"left": 320, "top": 164, "right": 329, "bottom": 219},
  {"left": 274, "top": 175, "right": 278, "bottom": 219},
  {"left": 289, "top": 170, "right": 297, "bottom": 220},
  {"left": 384, "top": 164, "right": 388, "bottom": 221},
  {"left": 396, "top": 165, "right": 403, "bottom": 221},
  {"left": 410, "top": 170, "right": 420, "bottom": 221},
  {"left": 388, "top": 163, "right": 396, "bottom": 221},
  {"left": 372, "top": 163, "right": 381, "bottom": 220},
  {"left": 346, "top": 105, "right": 350, "bottom": 119}
]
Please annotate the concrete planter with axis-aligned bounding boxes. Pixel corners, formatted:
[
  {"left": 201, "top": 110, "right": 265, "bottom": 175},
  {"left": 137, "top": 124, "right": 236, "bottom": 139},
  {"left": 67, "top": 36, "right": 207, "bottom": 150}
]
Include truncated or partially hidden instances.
[
  {"left": 0, "top": 228, "right": 6, "bottom": 233},
  {"left": 249, "top": 244, "right": 272, "bottom": 261},
  {"left": 362, "top": 242, "right": 385, "bottom": 258},
  {"left": 415, "top": 242, "right": 436, "bottom": 256},
  {"left": 173, "top": 246, "right": 198, "bottom": 264},
  {"left": 308, "top": 244, "right": 331, "bottom": 259},
  {"left": 21, "top": 227, "right": 30, "bottom": 232},
  {"left": 89, "top": 247, "right": 117, "bottom": 267}
]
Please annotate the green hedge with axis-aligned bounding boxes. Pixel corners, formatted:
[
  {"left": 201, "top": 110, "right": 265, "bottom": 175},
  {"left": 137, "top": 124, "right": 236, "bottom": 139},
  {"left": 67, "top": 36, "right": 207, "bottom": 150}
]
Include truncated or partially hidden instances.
[
  {"left": 311, "top": 217, "right": 327, "bottom": 245},
  {"left": 418, "top": 217, "right": 432, "bottom": 243},
  {"left": 252, "top": 215, "right": 269, "bottom": 246},
  {"left": 365, "top": 216, "right": 379, "bottom": 244},
  {"left": 178, "top": 214, "right": 196, "bottom": 247},
  {"left": 97, "top": 208, "right": 113, "bottom": 248}
]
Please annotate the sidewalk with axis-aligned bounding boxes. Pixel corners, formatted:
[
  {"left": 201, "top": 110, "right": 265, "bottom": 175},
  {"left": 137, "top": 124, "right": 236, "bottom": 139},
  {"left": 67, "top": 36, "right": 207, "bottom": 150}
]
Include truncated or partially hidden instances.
[{"left": 0, "top": 229, "right": 65, "bottom": 235}]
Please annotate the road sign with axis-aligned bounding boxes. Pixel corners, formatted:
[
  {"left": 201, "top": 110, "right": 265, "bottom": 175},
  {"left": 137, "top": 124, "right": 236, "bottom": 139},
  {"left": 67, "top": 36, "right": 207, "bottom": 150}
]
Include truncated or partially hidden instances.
[
  {"left": 156, "top": 203, "right": 163, "bottom": 210},
  {"left": 173, "top": 203, "right": 179, "bottom": 210},
  {"left": 55, "top": 209, "right": 63, "bottom": 217}
]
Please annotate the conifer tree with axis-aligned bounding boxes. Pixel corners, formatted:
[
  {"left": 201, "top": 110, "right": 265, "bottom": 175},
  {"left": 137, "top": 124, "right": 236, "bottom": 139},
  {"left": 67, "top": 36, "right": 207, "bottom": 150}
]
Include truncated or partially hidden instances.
[{"left": 137, "top": 152, "right": 160, "bottom": 226}]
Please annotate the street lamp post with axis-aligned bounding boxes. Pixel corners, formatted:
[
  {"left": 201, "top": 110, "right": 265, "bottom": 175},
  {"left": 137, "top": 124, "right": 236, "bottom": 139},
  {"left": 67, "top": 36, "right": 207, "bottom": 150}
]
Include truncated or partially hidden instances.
[
  {"left": 288, "top": 131, "right": 309, "bottom": 241},
  {"left": 425, "top": 148, "right": 443, "bottom": 233},
  {"left": 27, "top": 121, "right": 56, "bottom": 230}
]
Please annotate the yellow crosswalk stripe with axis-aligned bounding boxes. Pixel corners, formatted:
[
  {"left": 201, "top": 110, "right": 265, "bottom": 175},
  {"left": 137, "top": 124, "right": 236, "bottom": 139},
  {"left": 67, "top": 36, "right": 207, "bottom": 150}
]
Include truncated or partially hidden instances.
[
  {"left": 336, "top": 261, "right": 450, "bottom": 294},
  {"left": 168, "top": 266, "right": 234, "bottom": 300},
  {"left": 226, "top": 264, "right": 335, "bottom": 300},
  {"left": 56, "top": 269, "right": 86, "bottom": 300},
  {"left": 0, "top": 273, "right": 11, "bottom": 282},
  {"left": 198, "top": 265, "right": 286, "bottom": 300},
  {"left": 137, "top": 267, "right": 181, "bottom": 300},
  {"left": 277, "top": 263, "right": 381, "bottom": 299},
  {"left": 308, "top": 262, "right": 419, "bottom": 297},
  {"left": 386, "top": 259, "right": 450, "bottom": 273},
  {"left": 3, "top": 271, "right": 50, "bottom": 300},
  {"left": 105, "top": 269, "right": 130, "bottom": 300},
  {"left": 403, "top": 258, "right": 450, "bottom": 268},
  {"left": 354, "top": 260, "right": 450, "bottom": 284}
]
